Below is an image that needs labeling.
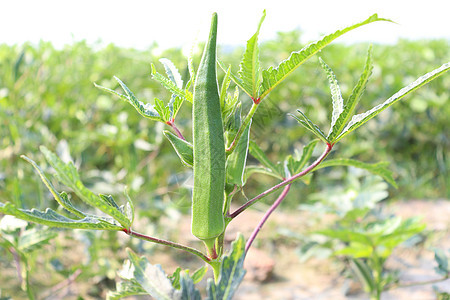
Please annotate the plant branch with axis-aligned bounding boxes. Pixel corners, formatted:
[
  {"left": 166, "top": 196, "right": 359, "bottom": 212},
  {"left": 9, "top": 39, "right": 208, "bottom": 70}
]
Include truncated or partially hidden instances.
[
  {"left": 245, "top": 184, "right": 291, "bottom": 252},
  {"left": 226, "top": 102, "right": 258, "bottom": 155},
  {"left": 230, "top": 143, "right": 333, "bottom": 219},
  {"left": 122, "top": 229, "right": 210, "bottom": 263},
  {"left": 167, "top": 119, "right": 186, "bottom": 141},
  {"left": 41, "top": 269, "right": 82, "bottom": 299}
]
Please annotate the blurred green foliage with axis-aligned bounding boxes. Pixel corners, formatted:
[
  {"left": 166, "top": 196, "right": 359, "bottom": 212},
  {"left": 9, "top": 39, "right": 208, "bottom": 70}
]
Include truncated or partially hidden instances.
[
  {"left": 0, "top": 29, "right": 449, "bottom": 299},
  {"left": 0, "top": 33, "right": 449, "bottom": 217}
]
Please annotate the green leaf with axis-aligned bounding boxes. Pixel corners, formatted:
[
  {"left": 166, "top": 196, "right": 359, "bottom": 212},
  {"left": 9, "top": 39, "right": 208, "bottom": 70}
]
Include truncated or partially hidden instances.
[
  {"left": 21, "top": 155, "right": 85, "bottom": 218},
  {"left": 244, "top": 165, "right": 280, "bottom": 183},
  {"left": 40, "top": 146, "right": 131, "bottom": 229},
  {"left": 163, "top": 130, "right": 194, "bottom": 167},
  {"left": 159, "top": 58, "right": 183, "bottom": 89},
  {"left": 169, "top": 268, "right": 182, "bottom": 290},
  {"left": 185, "top": 42, "right": 196, "bottom": 91},
  {"left": 154, "top": 98, "right": 171, "bottom": 123},
  {"left": 220, "top": 65, "right": 232, "bottom": 113},
  {"left": 434, "top": 248, "right": 449, "bottom": 276},
  {"left": 328, "top": 46, "right": 373, "bottom": 142},
  {"left": 206, "top": 234, "right": 246, "bottom": 300},
  {"left": 317, "top": 228, "right": 372, "bottom": 245},
  {"left": 0, "top": 202, "right": 122, "bottom": 230},
  {"left": 126, "top": 248, "right": 180, "bottom": 300},
  {"left": 238, "top": 9, "right": 266, "bottom": 100},
  {"left": 218, "top": 60, "right": 250, "bottom": 98},
  {"left": 260, "top": 14, "right": 390, "bottom": 99},
  {"left": 191, "top": 265, "right": 208, "bottom": 284},
  {"left": 248, "top": 140, "right": 283, "bottom": 179},
  {"left": 169, "top": 95, "right": 184, "bottom": 120},
  {"left": 107, "top": 280, "right": 148, "bottom": 300},
  {"left": 374, "top": 217, "right": 425, "bottom": 248},
  {"left": 350, "top": 259, "right": 376, "bottom": 293},
  {"left": 289, "top": 110, "right": 328, "bottom": 144},
  {"left": 286, "top": 139, "right": 319, "bottom": 175},
  {"left": 170, "top": 266, "right": 207, "bottom": 293},
  {"left": 179, "top": 273, "right": 202, "bottom": 300},
  {"left": 123, "top": 188, "right": 135, "bottom": 226},
  {"left": 95, "top": 77, "right": 162, "bottom": 121},
  {"left": 226, "top": 120, "right": 252, "bottom": 186},
  {"left": 224, "top": 102, "right": 241, "bottom": 136},
  {"left": 108, "top": 259, "right": 151, "bottom": 300},
  {"left": 17, "top": 228, "right": 57, "bottom": 253},
  {"left": 335, "top": 62, "right": 450, "bottom": 142},
  {"left": 151, "top": 64, "right": 192, "bottom": 103},
  {"left": 334, "top": 242, "right": 373, "bottom": 258},
  {"left": 315, "top": 159, "right": 397, "bottom": 188},
  {"left": 319, "top": 58, "right": 344, "bottom": 138}
]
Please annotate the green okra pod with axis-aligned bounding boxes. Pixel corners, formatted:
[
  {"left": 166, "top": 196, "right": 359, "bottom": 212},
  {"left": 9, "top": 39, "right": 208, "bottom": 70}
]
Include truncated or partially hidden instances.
[{"left": 192, "top": 13, "right": 226, "bottom": 246}]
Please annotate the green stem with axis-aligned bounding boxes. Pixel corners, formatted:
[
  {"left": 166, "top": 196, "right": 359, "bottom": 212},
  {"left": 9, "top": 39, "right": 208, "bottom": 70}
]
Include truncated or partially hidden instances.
[
  {"left": 24, "top": 265, "right": 35, "bottom": 300},
  {"left": 124, "top": 229, "right": 210, "bottom": 263},
  {"left": 203, "top": 238, "right": 218, "bottom": 260},
  {"left": 226, "top": 102, "right": 258, "bottom": 155},
  {"left": 371, "top": 247, "right": 383, "bottom": 300},
  {"left": 210, "top": 260, "right": 221, "bottom": 283}
]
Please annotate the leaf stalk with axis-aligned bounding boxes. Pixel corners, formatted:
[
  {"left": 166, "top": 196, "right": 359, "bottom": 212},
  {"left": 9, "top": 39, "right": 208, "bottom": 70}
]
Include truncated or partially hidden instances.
[{"left": 122, "top": 229, "right": 210, "bottom": 263}]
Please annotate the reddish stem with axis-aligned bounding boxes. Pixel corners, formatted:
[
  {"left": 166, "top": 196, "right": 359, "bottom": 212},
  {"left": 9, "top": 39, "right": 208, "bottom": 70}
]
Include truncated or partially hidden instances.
[
  {"left": 166, "top": 119, "right": 186, "bottom": 141},
  {"left": 9, "top": 247, "right": 23, "bottom": 284},
  {"left": 245, "top": 184, "right": 291, "bottom": 253},
  {"left": 230, "top": 143, "right": 333, "bottom": 219}
]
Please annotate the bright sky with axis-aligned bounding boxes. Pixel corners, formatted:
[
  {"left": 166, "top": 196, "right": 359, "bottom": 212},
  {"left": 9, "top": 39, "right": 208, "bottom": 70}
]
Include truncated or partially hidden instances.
[{"left": 2, "top": 0, "right": 449, "bottom": 50}]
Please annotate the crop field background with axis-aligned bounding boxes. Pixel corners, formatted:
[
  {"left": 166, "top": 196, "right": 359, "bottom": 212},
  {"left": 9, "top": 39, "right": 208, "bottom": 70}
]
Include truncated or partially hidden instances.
[{"left": 1, "top": 29, "right": 449, "bottom": 298}]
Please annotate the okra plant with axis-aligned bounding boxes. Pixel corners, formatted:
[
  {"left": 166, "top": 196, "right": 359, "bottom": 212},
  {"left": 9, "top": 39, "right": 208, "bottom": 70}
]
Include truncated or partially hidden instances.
[{"left": 1, "top": 11, "right": 449, "bottom": 299}]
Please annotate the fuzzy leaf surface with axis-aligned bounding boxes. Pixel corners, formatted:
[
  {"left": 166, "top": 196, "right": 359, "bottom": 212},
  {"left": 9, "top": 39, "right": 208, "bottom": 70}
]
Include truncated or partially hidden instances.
[
  {"left": 126, "top": 249, "right": 180, "bottom": 300},
  {"left": 335, "top": 62, "right": 450, "bottom": 142},
  {"left": 289, "top": 111, "right": 328, "bottom": 143},
  {"left": 40, "top": 146, "right": 131, "bottom": 228},
  {"left": 218, "top": 60, "right": 250, "bottom": 97},
  {"left": 151, "top": 64, "right": 192, "bottom": 104},
  {"left": 21, "top": 155, "right": 85, "bottom": 218},
  {"left": 238, "top": 10, "right": 266, "bottom": 99},
  {"left": 159, "top": 58, "right": 183, "bottom": 89},
  {"left": 261, "top": 14, "right": 390, "bottom": 99},
  {"left": 220, "top": 65, "right": 232, "bottom": 112},
  {"left": 163, "top": 130, "right": 194, "bottom": 167},
  {"left": 328, "top": 46, "right": 373, "bottom": 142},
  {"left": 319, "top": 58, "right": 344, "bottom": 138},
  {"left": 107, "top": 280, "right": 148, "bottom": 300},
  {"left": 0, "top": 202, "right": 122, "bottom": 230},
  {"left": 95, "top": 77, "right": 162, "bottom": 121},
  {"left": 179, "top": 273, "right": 202, "bottom": 300}
]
